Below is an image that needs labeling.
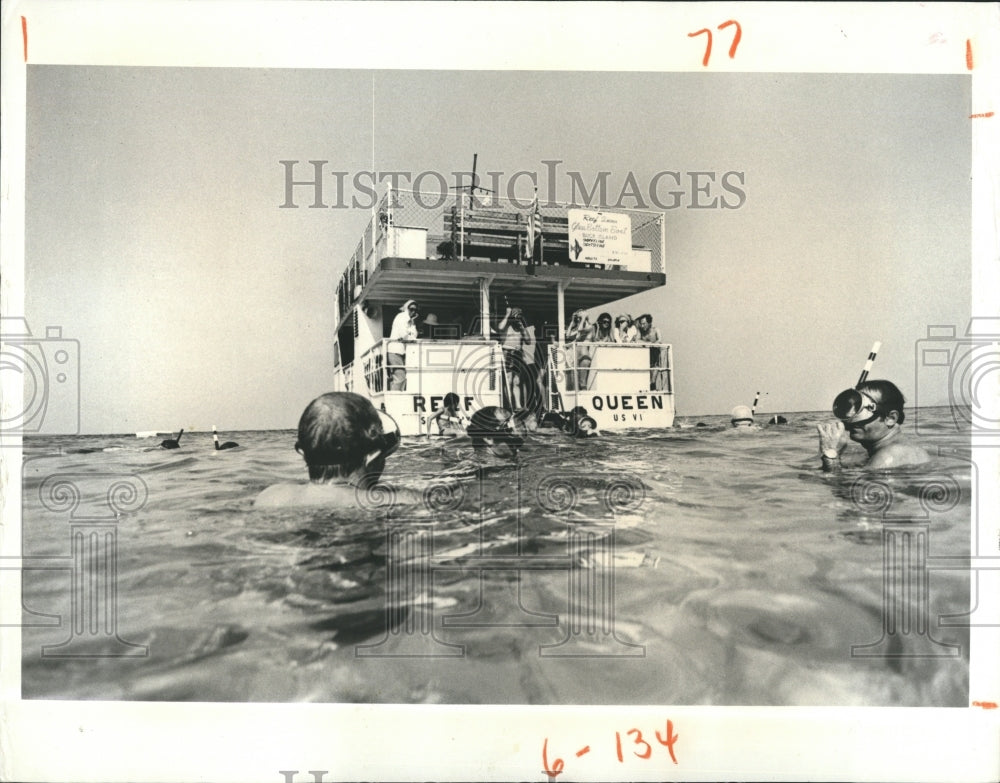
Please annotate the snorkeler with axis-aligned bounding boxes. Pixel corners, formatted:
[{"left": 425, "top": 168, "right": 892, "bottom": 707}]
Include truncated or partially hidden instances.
[
  {"left": 817, "top": 379, "right": 930, "bottom": 471},
  {"left": 539, "top": 406, "right": 599, "bottom": 438},
  {"left": 729, "top": 405, "right": 757, "bottom": 429},
  {"left": 425, "top": 392, "right": 470, "bottom": 436},
  {"left": 160, "top": 429, "right": 183, "bottom": 449},
  {"left": 466, "top": 406, "right": 526, "bottom": 459},
  {"left": 254, "top": 391, "right": 402, "bottom": 507},
  {"left": 213, "top": 426, "right": 239, "bottom": 450}
]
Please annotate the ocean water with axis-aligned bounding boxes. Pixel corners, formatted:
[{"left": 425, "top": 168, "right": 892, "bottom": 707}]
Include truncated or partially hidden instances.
[{"left": 18, "top": 408, "right": 973, "bottom": 706}]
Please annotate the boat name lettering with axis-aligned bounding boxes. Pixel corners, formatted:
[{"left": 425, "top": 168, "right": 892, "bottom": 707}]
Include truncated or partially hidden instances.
[
  {"left": 591, "top": 395, "right": 663, "bottom": 411},
  {"left": 412, "top": 395, "right": 475, "bottom": 413}
]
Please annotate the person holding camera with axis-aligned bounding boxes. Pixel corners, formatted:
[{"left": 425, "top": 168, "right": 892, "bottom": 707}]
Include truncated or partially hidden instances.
[
  {"left": 563, "top": 309, "right": 591, "bottom": 391},
  {"left": 613, "top": 314, "right": 637, "bottom": 343},
  {"left": 497, "top": 306, "right": 537, "bottom": 411},
  {"left": 817, "top": 380, "right": 930, "bottom": 471}
]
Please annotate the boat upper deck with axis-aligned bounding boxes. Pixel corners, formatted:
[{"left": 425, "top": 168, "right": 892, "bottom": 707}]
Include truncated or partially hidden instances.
[{"left": 335, "top": 187, "right": 667, "bottom": 330}]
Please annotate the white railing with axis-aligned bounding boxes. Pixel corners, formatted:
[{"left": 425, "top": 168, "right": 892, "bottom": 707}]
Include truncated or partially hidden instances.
[
  {"left": 548, "top": 341, "right": 672, "bottom": 407},
  {"left": 349, "top": 338, "right": 505, "bottom": 401}
]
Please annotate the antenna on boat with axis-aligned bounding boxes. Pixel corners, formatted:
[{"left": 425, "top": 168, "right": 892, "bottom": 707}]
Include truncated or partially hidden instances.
[{"left": 450, "top": 153, "right": 495, "bottom": 210}]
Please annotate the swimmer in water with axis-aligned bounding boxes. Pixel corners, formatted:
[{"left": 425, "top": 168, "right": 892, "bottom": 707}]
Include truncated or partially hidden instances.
[
  {"left": 466, "top": 406, "right": 525, "bottom": 460},
  {"left": 538, "top": 406, "right": 598, "bottom": 437},
  {"left": 254, "top": 392, "right": 402, "bottom": 507},
  {"left": 425, "top": 392, "right": 469, "bottom": 437},
  {"left": 729, "top": 405, "right": 758, "bottom": 430},
  {"left": 817, "top": 379, "right": 930, "bottom": 471},
  {"left": 160, "top": 429, "right": 183, "bottom": 449},
  {"left": 213, "top": 426, "right": 239, "bottom": 450}
]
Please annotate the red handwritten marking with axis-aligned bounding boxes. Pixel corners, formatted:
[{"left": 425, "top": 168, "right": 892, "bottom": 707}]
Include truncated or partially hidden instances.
[
  {"left": 719, "top": 20, "right": 743, "bottom": 59},
  {"left": 628, "top": 728, "right": 653, "bottom": 759},
  {"left": 541, "top": 737, "right": 564, "bottom": 779},
  {"left": 690, "top": 20, "right": 742, "bottom": 66},
  {"left": 575, "top": 746, "right": 590, "bottom": 757},
  {"left": 966, "top": 39, "right": 973, "bottom": 70},
  {"left": 972, "top": 700, "right": 998, "bottom": 709},
  {"left": 688, "top": 28, "right": 713, "bottom": 67},
  {"left": 656, "top": 719, "right": 680, "bottom": 765},
  {"left": 969, "top": 112, "right": 995, "bottom": 119},
  {"left": 21, "top": 16, "right": 28, "bottom": 63}
]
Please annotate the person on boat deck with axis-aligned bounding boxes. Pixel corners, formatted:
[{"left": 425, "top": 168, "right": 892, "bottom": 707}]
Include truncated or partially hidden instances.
[
  {"left": 254, "top": 392, "right": 403, "bottom": 507},
  {"left": 565, "top": 309, "right": 591, "bottom": 342},
  {"left": 635, "top": 314, "right": 664, "bottom": 391},
  {"left": 614, "top": 314, "right": 637, "bottom": 343},
  {"left": 425, "top": 392, "right": 470, "bottom": 437},
  {"left": 497, "top": 306, "right": 537, "bottom": 410},
  {"left": 420, "top": 313, "right": 439, "bottom": 339},
  {"left": 387, "top": 300, "right": 419, "bottom": 391},
  {"left": 571, "top": 312, "right": 614, "bottom": 392},
  {"left": 590, "top": 312, "right": 615, "bottom": 342},
  {"left": 564, "top": 309, "right": 591, "bottom": 391},
  {"left": 817, "top": 379, "right": 930, "bottom": 472},
  {"left": 729, "top": 405, "right": 759, "bottom": 429}
]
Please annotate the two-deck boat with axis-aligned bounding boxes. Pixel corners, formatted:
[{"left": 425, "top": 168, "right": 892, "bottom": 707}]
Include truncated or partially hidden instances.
[{"left": 331, "top": 185, "right": 674, "bottom": 436}]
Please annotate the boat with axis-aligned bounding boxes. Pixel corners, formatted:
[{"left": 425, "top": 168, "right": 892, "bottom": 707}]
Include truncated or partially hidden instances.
[{"left": 331, "top": 182, "right": 674, "bottom": 436}]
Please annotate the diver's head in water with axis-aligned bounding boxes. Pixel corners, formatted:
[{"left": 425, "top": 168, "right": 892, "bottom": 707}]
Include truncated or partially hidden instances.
[
  {"left": 730, "top": 405, "right": 754, "bottom": 428},
  {"left": 295, "top": 392, "right": 400, "bottom": 488},
  {"left": 467, "top": 406, "right": 524, "bottom": 459},
  {"left": 833, "top": 379, "right": 907, "bottom": 446}
]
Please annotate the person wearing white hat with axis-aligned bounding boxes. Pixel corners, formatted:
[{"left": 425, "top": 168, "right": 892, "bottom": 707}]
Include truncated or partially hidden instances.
[
  {"left": 388, "top": 300, "right": 419, "bottom": 390},
  {"left": 730, "top": 405, "right": 755, "bottom": 428},
  {"left": 421, "top": 312, "right": 439, "bottom": 339}
]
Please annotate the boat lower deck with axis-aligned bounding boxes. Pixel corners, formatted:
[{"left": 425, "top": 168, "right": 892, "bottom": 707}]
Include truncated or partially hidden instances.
[{"left": 343, "top": 256, "right": 665, "bottom": 331}]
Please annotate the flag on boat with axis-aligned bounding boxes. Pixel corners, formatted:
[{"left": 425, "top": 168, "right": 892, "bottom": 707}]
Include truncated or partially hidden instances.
[{"left": 526, "top": 191, "right": 542, "bottom": 261}]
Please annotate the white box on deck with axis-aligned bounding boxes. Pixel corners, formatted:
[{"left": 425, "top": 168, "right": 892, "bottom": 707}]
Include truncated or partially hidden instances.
[{"left": 388, "top": 226, "right": 428, "bottom": 259}]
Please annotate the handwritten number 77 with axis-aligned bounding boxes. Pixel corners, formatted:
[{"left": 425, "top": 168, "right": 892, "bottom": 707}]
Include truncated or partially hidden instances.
[{"left": 689, "top": 20, "right": 742, "bottom": 66}]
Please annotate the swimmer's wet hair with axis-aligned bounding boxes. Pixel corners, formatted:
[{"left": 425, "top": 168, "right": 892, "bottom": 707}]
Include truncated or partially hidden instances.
[
  {"left": 857, "top": 380, "right": 907, "bottom": 424},
  {"left": 296, "top": 392, "right": 384, "bottom": 480},
  {"left": 443, "top": 392, "right": 460, "bottom": 408},
  {"left": 468, "top": 406, "right": 510, "bottom": 438}
]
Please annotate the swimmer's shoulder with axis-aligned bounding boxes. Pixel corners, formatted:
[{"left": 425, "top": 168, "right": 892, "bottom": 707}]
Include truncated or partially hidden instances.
[{"left": 866, "top": 440, "right": 931, "bottom": 470}]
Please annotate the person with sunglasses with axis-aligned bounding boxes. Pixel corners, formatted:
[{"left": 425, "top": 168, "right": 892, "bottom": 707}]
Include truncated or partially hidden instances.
[
  {"left": 387, "top": 299, "right": 419, "bottom": 390},
  {"left": 613, "top": 314, "right": 637, "bottom": 343},
  {"left": 817, "top": 380, "right": 929, "bottom": 472},
  {"left": 254, "top": 392, "right": 403, "bottom": 507}
]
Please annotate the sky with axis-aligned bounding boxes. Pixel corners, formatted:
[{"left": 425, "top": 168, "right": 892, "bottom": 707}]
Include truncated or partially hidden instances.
[{"left": 22, "top": 67, "right": 971, "bottom": 432}]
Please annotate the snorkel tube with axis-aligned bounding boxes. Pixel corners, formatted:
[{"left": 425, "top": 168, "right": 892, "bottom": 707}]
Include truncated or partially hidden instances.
[
  {"left": 856, "top": 341, "right": 881, "bottom": 387},
  {"left": 832, "top": 341, "right": 883, "bottom": 423}
]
